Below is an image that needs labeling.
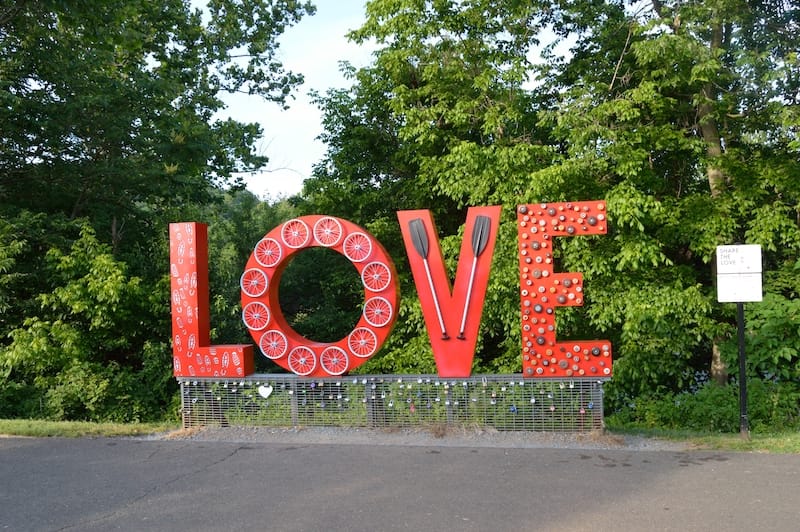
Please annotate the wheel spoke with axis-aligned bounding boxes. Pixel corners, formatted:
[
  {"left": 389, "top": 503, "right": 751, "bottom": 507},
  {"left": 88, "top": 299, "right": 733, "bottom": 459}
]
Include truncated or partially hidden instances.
[
  {"left": 361, "top": 261, "right": 391, "bottom": 292},
  {"left": 348, "top": 327, "right": 378, "bottom": 358},
  {"left": 288, "top": 346, "right": 317, "bottom": 376},
  {"left": 313, "top": 216, "right": 344, "bottom": 247},
  {"left": 258, "top": 330, "right": 288, "bottom": 359},
  {"left": 363, "top": 296, "right": 393, "bottom": 327},
  {"left": 281, "top": 219, "right": 311, "bottom": 248},
  {"left": 254, "top": 238, "right": 282, "bottom": 268},
  {"left": 242, "top": 301, "right": 270, "bottom": 331},
  {"left": 240, "top": 268, "right": 268, "bottom": 297},
  {"left": 343, "top": 232, "right": 372, "bottom": 262},
  {"left": 320, "top": 346, "right": 349, "bottom": 375}
]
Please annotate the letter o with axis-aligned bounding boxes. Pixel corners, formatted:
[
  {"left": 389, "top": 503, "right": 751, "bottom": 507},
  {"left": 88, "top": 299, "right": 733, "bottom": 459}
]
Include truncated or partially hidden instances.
[{"left": 241, "top": 215, "right": 399, "bottom": 377}]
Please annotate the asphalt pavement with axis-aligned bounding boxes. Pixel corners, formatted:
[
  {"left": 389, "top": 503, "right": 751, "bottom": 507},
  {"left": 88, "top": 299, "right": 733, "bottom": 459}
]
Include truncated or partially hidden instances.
[{"left": 1, "top": 436, "right": 798, "bottom": 531}]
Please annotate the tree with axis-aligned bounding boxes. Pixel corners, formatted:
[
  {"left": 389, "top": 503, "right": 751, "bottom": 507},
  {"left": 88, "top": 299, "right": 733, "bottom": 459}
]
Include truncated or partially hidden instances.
[
  {"left": 0, "top": 0, "right": 316, "bottom": 419},
  {"left": 0, "top": 225, "right": 169, "bottom": 420},
  {"left": 535, "top": 0, "right": 800, "bottom": 397},
  {"left": 203, "top": 189, "right": 302, "bottom": 370},
  {"left": 344, "top": 0, "right": 602, "bottom": 371},
  {"left": 302, "top": 63, "right": 466, "bottom": 372},
  {"left": 1, "top": 0, "right": 314, "bottom": 253},
  {"left": 316, "top": 0, "right": 800, "bottom": 412},
  {"left": 0, "top": 218, "right": 23, "bottom": 336}
]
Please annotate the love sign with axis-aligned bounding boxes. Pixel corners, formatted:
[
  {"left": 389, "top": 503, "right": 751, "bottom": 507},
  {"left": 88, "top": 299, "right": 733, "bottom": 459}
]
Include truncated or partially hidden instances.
[{"left": 169, "top": 201, "right": 611, "bottom": 379}]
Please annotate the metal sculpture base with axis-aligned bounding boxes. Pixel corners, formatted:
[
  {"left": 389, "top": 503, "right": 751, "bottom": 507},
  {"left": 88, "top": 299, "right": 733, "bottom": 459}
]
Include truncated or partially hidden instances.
[{"left": 179, "top": 374, "right": 607, "bottom": 433}]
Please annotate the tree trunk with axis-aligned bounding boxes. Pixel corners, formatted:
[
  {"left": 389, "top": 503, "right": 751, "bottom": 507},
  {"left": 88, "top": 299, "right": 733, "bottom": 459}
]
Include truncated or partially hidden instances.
[{"left": 698, "top": 21, "right": 729, "bottom": 386}]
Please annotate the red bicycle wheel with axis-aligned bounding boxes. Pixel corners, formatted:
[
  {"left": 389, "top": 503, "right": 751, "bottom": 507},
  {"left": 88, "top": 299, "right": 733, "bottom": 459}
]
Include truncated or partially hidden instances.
[
  {"left": 360, "top": 261, "right": 392, "bottom": 292},
  {"left": 258, "top": 329, "right": 288, "bottom": 360},
  {"left": 363, "top": 296, "right": 393, "bottom": 327},
  {"left": 254, "top": 237, "right": 282, "bottom": 268},
  {"left": 347, "top": 327, "right": 378, "bottom": 358},
  {"left": 242, "top": 301, "right": 270, "bottom": 331},
  {"left": 240, "top": 268, "right": 268, "bottom": 297},
  {"left": 343, "top": 232, "right": 372, "bottom": 263},
  {"left": 313, "top": 216, "right": 344, "bottom": 247},
  {"left": 320, "top": 346, "right": 349, "bottom": 375},
  {"left": 281, "top": 219, "right": 311, "bottom": 248},
  {"left": 288, "top": 346, "right": 317, "bottom": 376}
]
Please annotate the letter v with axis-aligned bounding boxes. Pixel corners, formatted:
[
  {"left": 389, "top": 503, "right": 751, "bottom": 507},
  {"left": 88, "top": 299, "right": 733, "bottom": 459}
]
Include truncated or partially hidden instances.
[{"left": 397, "top": 206, "right": 502, "bottom": 377}]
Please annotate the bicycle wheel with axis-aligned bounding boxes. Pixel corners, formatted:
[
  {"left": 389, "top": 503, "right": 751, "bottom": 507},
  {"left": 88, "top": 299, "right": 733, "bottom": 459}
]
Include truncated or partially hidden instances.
[
  {"left": 281, "top": 218, "right": 311, "bottom": 248},
  {"left": 240, "top": 268, "right": 269, "bottom": 297},
  {"left": 313, "top": 216, "right": 344, "bottom": 247},
  {"left": 360, "top": 261, "right": 392, "bottom": 292},
  {"left": 288, "top": 346, "right": 317, "bottom": 376},
  {"left": 242, "top": 301, "right": 270, "bottom": 331},
  {"left": 343, "top": 232, "right": 372, "bottom": 263},
  {"left": 258, "top": 329, "right": 288, "bottom": 360},
  {"left": 254, "top": 237, "right": 282, "bottom": 268},
  {"left": 347, "top": 327, "right": 378, "bottom": 358},
  {"left": 363, "top": 296, "right": 393, "bottom": 327},
  {"left": 320, "top": 346, "right": 349, "bottom": 375}
]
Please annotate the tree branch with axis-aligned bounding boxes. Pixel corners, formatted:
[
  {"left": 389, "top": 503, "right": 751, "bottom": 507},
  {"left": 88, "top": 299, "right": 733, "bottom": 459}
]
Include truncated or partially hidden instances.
[{"left": 609, "top": 25, "right": 633, "bottom": 91}]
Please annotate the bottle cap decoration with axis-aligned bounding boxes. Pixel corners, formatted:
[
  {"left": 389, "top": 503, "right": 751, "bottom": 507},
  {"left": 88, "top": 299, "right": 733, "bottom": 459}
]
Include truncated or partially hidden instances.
[{"left": 516, "top": 202, "right": 612, "bottom": 378}]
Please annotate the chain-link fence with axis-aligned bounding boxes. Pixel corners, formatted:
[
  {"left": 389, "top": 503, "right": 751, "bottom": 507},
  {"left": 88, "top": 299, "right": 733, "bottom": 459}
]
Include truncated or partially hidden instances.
[{"left": 180, "top": 374, "right": 606, "bottom": 432}]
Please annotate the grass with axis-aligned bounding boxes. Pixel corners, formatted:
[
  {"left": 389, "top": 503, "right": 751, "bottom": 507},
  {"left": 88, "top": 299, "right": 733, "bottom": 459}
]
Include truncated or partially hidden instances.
[
  {"left": 0, "top": 418, "right": 179, "bottom": 439},
  {"left": 687, "top": 432, "right": 800, "bottom": 453},
  {"left": 1, "top": 418, "right": 798, "bottom": 453},
  {"left": 605, "top": 424, "right": 800, "bottom": 454}
]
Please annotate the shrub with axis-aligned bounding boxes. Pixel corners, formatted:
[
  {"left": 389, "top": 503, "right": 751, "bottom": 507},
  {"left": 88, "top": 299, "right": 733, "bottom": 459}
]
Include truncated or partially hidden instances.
[{"left": 608, "top": 379, "right": 800, "bottom": 433}]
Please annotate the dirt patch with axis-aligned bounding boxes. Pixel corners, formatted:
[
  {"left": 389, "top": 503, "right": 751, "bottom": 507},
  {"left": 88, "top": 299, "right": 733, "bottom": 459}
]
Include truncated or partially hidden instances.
[
  {"left": 160, "top": 424, "right": 690, "bottom": 451},
  {"left": 160, "top": 426, "right": 206, "bottom": 440}
]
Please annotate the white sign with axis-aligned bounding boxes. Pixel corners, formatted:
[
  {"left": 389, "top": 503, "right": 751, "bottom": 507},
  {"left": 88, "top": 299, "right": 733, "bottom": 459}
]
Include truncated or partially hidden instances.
[
  {"left": 716, "top": 245, "right": 762, "bottom": 274},
  {"left": 716, "top": 245, "right": 762, "bottom": 302},
  {"left": 717, "top": 273, "right": 763, "bottom": 303}
]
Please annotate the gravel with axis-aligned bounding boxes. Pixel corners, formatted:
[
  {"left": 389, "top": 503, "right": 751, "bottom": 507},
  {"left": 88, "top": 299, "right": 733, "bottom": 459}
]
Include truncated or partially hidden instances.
[{"left": 159, "top": 425, "right": 692, "bottom": 452}]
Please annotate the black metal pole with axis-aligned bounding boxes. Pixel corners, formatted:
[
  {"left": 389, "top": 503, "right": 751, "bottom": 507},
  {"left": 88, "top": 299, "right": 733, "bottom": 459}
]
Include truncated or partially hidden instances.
[{"left": 737, "top": 302, "right": 749, "bottom": 438}]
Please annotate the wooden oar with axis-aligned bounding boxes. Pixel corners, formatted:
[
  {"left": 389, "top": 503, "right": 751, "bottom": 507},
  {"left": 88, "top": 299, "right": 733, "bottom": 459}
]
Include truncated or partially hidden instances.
[
  {"left": 457, "top": 215, "right": 491, "bottom": 339},
  {"left": 409, "top": 218, "right": 449, "bottom": 339}
]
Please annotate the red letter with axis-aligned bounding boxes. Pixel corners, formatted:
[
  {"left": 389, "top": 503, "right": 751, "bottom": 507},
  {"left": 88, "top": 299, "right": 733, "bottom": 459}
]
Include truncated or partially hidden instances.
[
  {"left": 398, "top": 206, "right": 501, "bottom": 377},
  {"left": 170, "top": 223, "right": 254, "bottom": 377},
  {"left": 516, "top": 202, "right": 612, "bottom": 378},
  {"left": 240, "top": 216, "right": 399, "bottom": 377}
]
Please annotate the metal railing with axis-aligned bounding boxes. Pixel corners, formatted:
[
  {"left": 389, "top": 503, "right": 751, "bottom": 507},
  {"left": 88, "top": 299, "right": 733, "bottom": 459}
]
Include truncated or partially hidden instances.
[{"left": 179, "top": 374, "right": 606, "bottom": 432}]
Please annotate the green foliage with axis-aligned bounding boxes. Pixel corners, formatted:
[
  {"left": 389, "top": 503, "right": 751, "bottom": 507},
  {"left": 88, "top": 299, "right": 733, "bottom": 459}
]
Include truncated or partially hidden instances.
[
  {"left": 0, "top": 1, "right": 315, "bottom": 421},
  {"left": 3, "top": 0, "right": 799, "bottom": 431},
  {"left": 610, "top": 380, "right": 800, "bottom": 434},
  {"left": 278, "top": 247, "right": 364, "bottom": 343},
  {"left": 0, "top": 225, "right": 176, "bottom": 421},
  {"left": 297, "top": 0, "right": 800, "bottom": 428},
  {"left": 205, "top": 189, "right": 300, "bottom": 347},
  {"left": 721, "top": 293, "right": 800, "bottom": 382},
  {"left": 0, "top": 218, "right": 24, "bottom": 328}
]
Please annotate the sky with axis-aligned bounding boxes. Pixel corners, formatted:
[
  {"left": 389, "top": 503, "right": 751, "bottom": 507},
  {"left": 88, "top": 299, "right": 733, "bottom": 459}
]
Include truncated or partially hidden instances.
[{"left": 216, "top": 2, "right": 374, "bottom": 199}]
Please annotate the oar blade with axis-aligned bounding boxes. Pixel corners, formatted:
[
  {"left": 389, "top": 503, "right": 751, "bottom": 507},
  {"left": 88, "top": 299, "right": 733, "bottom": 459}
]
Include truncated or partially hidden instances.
[
  {"left": 471, "top": 215, "right": 491, "bottom": 257},
  {"left": 409, "top": 218, "right": 429, "bottom": 259}
]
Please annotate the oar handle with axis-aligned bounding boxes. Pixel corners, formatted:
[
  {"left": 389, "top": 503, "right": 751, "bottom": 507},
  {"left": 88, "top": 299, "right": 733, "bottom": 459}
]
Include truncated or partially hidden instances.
[
  {"left": 457, "top": 256, "right": 479, "bottom": 339},
  {"left": 458, "top": 216, "right": 492, "bottom": 339},
  {"left": 409, "top": 218, "right": 448, "bottom": 339},
  {"left": 423, "top": 260, "right": 449, "bottom": 339}
]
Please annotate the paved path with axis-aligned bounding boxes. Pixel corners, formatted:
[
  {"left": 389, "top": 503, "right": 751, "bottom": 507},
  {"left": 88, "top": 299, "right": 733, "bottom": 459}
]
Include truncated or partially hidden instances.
[{"left": 1, "top": 436, "right": 798, "bottom": 531}]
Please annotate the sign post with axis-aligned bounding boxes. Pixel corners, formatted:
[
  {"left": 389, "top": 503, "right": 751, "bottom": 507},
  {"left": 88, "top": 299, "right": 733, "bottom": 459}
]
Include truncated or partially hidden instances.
[{"left": 716, "top": 244, "right": 762, "bottom": 438}]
